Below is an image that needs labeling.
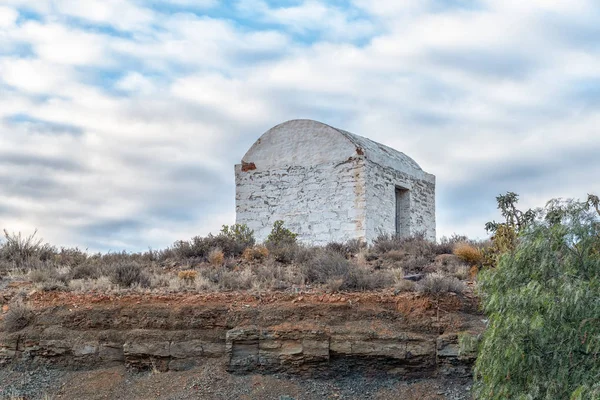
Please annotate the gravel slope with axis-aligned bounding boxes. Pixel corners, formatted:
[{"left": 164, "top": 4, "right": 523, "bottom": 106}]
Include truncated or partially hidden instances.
[{"left": 0, "top": 361, "right": 473, "bottom": 400}]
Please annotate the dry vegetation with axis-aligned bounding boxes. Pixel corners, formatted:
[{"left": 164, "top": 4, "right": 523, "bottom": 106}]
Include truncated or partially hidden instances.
[{"left": 0, "top": 227, "right": 485, "bottom": 296}]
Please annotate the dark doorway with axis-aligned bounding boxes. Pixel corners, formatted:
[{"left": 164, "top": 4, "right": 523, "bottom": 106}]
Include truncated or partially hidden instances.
[{"left": 395, "top": 187, "right": 410, "bottom": 237}]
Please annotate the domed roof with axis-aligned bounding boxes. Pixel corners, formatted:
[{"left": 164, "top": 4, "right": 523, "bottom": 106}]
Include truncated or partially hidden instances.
[{"left": 242, "top": 119, "right": 428, "bottom": 177}]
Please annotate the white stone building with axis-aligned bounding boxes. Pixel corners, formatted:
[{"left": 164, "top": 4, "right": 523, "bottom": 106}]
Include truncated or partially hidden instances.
[{"left": 235, "top": 119, "right": 435, "bottom": 245}]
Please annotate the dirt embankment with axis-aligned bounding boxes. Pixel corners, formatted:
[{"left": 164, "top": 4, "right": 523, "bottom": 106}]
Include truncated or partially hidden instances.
[{"left": 1, "top": 289, "right": 482, "bottom": 380}]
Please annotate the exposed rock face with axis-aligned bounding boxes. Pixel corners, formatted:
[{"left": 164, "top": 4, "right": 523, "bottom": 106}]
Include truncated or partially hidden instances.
[{"left": 0, "top": 292, "right": 482, "bottom": 378}]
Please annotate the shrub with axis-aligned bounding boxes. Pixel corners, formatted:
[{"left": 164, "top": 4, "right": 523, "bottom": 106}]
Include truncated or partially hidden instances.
[
  {"left": 171, "top": 239, "right": 196, "bottom": 259},
  {"left": 383, "top": 250, "right": 405, "bottom": 261},
  {"left": 178, "top": 269, "right": 198, "bottom": 283},
  {"left": 468, "top": 265, "right": 479, "bottom": 280},
  {"left": 482, "top": 192, "right": 536, "bottom": 269},
  {"left": 242, "top": 245, "right": 269, "bottom": 262},
  {"left": 252, "top": 262, "right": 293, "bottom": 290},
  {"left": 474, "top": 199, "right": 600, "bottom": 399},
  {"left": 326, "top": 277, "right": 344, "bottom": 292},
  {"left": 435, "top": 234, "right": 469, "bottom": 255},
  {"left": 302, "top": 250, "right": 350, "bottom": 284},
  {"left": 401, "top": 256, "right": 430, "bottom": 273},
  {"left": 417, "top": 272, "right": 464, "bottom": 294},
  {"left": 71, "top": 263, "right": 101, "bottom": 280},
  {"left": 453, "top": 243, "right": 482, "bottom": 265},
  {"left": 29, "top": 267, "right": 70, "bottom": 285},
  {"left": 392, "top": 267, "right": 416, "bottom": 293},
  {"left": 110, "top": 262, "right": 150, "bottom": 288},
  {"left": 3, "top": 301, "right": 34, "bottom": 332},
  {"left": 268, "top": 241, "right": 298, "bottom": 264},
  {"left": 266, "top": 220, "right": 297, "bottom": 246},
  {"left": 371, "top": 233, "right": 402, "bottom": 254},
  {"left": 293, "top": 245, "right": 320, "bottom": 265},
  {"left": 451, "top": 265, "right": 470, "bottom": 280},
  {"left": 390, "top": 267, "right": 405, "bottom": 283},
  {"left": 394, "top": 279, "right": 416, "bottom": 293},
  {"left": 325, "top": 239, "right": 366, "bottom": 257},
  {"left": 218, "top": 224, "right": 255, "bottom": 256},
  {"left": 0, "top": 229, "right": 55, "bottom": 268},
  {"left": 343, "top": 266, "right": 390, "bottom": 291},
  {"left": 169, "top": 224, "right": 255, "bottom": 260},
  {"left": 372, "top": 232, "right": 434, "bottom": 255},
  {"left": 54, "top": 247, "right": 88, "bottom": 267},
  {"left": 217, "top": 268, "right": 253, "bottom": 291},
  {"left": 37, "top": 279, "right": 68, "bottom": 291},
  {"left": 208, "top": 248, "right": 224, "bottom": 266},
  {"left": 434, "top": 253, "right": 461, "bottom": 267}
]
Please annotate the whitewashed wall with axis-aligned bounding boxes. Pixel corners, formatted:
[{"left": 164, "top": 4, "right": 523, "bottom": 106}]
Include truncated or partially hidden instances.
[
  {"left": 364, "top": 160, "right": 436, "bottom": 241},
  {"left": 235, "top": 158, "right": 366, "bottom": 245}
]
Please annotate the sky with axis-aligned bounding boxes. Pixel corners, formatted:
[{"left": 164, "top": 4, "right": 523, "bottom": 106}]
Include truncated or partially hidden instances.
[{"left": 0, "top": 0, "right": 599, "bottom": 252}]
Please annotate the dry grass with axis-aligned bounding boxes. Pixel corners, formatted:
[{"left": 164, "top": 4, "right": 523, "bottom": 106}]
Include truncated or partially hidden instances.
[
  {"left": 208, "top": 248, "right": 225, "bottom": 267},
  {"left": 469, "top": 265, "right": 479, "bottom": 280},
  {"left": 452, "top": 265, "right": 470, "bottom": 280},
  {"left": 394, "top": 279, "right": 416, "bottom": 292},
  {"left": 242, "top": 245, "right": 269, "bottom": 262},
  {"left": 68, "top": 276, "right": 113, "bottom": 292},
  {"left": 383, "top": 250, "right": 405, "bottom": 261},
  {"left": 453, "top": 243, "right": 483, "bottom": 265},
  {"left": 178, "top": 269, "right": 198, "bottom": 283}
]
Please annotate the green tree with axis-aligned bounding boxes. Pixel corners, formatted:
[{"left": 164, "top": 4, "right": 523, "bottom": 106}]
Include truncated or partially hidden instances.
[
  {"left": 482, "top": 192, "right": 536, "bottom": 269},
  {"left": 474, "top": 198, "right": 600, "bottom": 399},
  {"left": 266, "top": 220, "right": 297, "bottom": 246}
]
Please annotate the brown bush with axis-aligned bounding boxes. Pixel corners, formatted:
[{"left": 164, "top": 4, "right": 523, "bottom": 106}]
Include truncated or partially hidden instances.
[
  {"left": 469, "top": 265, "right": 479, "bottom": 280},
  {"left": 242, "top": 245, "right": 269, "bottom": 262},
  {"left": 434, "top": 234, "right": 470, "bottom": 255},
  {"left": 453, "top": 243, "right": 483, "bottom": 265},
  {"left": 208, "top": 248, "right": 225, "bottom": 266},
  {"left": 325, "top": 239, "right": 366, "bottom": 257},
  {"left": 383, "top": 250, "right": 405, "bottom": 261},
  {"left": 178, "top": 269, "right": 198, "bottom": 283}
]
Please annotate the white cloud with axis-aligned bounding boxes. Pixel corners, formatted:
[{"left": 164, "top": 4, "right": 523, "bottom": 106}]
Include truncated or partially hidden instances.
[
  {"left": 17, "top": 21, "right": 110, "bottom": 65},
  {"left": 116, "top": 72, "right": 156, "bottom": 93},
  {"left": 237, "top": 0, "right": 375, "bottom": 40},
  {"left": 0, "top": 58, "right": 73, "bottom": 93},
  {"left": 0, "top": 6, "right": 18, "bottom": 28},
  {"left": 54, "top": 0, "right": 155, "bottom": 31}
]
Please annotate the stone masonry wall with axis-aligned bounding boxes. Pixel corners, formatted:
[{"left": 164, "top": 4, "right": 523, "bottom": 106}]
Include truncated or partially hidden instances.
[
  {"left": 235, "top": 157, "right": 366, "bottom": 245},
  {"left": 365, "top": 159, "right": 436, "bottom": 241}
]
